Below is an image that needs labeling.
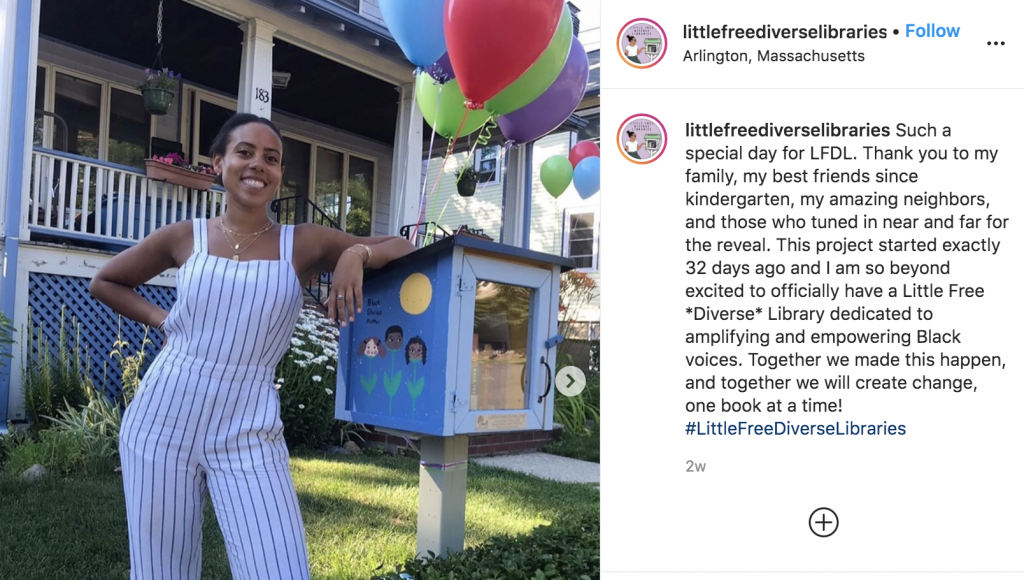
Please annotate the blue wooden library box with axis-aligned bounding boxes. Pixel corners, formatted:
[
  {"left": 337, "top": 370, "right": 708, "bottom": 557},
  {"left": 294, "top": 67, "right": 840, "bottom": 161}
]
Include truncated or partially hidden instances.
[{"left": 334, "top": 233, "right": 575, "bottom": 436}]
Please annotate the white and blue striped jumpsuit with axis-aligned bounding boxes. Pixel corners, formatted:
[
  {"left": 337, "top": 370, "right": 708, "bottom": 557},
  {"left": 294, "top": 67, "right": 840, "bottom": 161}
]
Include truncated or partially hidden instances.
[{"left": 119, "top": 218, "right": 310, "bottom": 579}]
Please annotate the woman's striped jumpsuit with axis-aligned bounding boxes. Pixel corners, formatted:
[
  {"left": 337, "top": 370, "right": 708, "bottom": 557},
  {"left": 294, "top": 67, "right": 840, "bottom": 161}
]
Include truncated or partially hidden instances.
[{"left": 119, "top": 218, "right": 310, "bottom": 579}]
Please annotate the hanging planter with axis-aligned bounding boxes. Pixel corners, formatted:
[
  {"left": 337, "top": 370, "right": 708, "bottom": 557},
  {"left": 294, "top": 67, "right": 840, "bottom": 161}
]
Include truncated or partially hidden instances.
[
  {"left": 142, "top": 87, "right": 175, "bottom": 115},
  {"left": 146, "top": 154, "right": 216, "bottom": 190},
  {"left": 138, "top": 68, "right": 180, "bottom": 116},
  {"left": 456, "top": 165, "right": 477, "bottom": 197}
]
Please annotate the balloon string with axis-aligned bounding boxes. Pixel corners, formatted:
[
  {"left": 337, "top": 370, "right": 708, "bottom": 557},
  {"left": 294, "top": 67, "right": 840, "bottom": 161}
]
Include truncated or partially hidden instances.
[
  {"left": 416, "top": 108, "right": 471, "bottom": 246},
  {"left": 412, "top": 84, "right": 443, "bottom": 243},
  {"left": 418, "top": 141, "right": 453, "bottom": 247}
]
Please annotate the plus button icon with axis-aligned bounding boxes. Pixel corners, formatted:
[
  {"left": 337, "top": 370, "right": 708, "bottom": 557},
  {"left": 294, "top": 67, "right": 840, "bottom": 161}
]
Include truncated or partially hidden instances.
[{"left": 809, "top": 508, "right": 839, "bottom": 538}]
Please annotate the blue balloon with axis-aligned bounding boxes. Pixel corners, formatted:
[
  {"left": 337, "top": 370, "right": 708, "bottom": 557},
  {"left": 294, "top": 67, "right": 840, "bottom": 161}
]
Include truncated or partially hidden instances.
[
  {"left": 573, "top": 156, "right": 600, "bottom": 199},
  {"left": 379, "top": 0, "right": 447, "bottom": 69}
]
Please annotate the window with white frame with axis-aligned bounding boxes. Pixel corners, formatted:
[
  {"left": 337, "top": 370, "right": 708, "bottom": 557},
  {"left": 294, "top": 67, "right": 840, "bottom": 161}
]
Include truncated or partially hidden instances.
[
  {"left": 474, "top": 144, "right": 502, "bottom": 185},
  {"left": 34, "top": 63, "right": 153, "bottom": 170},
  {"left": 563, "top": 209, "right": 599, "bottom": 271}
]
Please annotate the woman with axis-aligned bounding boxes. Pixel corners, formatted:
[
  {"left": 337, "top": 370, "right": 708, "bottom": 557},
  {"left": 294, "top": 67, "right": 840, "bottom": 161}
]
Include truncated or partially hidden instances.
[
  {"left": 624, "top": 35, "right": 645, "bottom": 64},
  {"left": 90, "top": 113, "right": 415, "bottom": 579},
  {"left": 624, "top": 130, "right": 645, "bottom": 160}
]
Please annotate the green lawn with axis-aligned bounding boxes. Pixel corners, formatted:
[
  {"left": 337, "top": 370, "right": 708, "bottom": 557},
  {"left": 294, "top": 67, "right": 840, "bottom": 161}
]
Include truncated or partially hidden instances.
[
  {"left": 0, "top": 451, "right": 599, "bottom": 580},
  {"left": 543, "top": 425, "right": 600, "bottom": 463}
]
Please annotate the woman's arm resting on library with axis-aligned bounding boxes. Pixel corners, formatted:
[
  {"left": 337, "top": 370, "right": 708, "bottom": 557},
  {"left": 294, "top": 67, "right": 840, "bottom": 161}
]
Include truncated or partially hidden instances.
[{"left": 297, "top": 224, "right": 416, "bottom": 326}]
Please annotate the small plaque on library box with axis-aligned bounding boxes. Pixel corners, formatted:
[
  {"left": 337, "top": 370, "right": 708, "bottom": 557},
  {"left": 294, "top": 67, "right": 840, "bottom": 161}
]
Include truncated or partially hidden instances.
[{"left": 476, "top": 413, "right": 527, "bottom": 432}]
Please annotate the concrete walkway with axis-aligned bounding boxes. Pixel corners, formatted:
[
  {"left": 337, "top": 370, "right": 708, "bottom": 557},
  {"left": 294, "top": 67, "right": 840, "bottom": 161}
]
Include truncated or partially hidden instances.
[{"left": 472, "top": 452, "right": 600, "bottom": 485}]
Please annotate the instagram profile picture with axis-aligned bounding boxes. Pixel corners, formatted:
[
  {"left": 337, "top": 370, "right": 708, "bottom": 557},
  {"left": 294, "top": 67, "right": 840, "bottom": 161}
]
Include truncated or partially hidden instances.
[
  {"left": 618, "top": 114, "right": 666, "bottom": 164},
  {"left": 617, "top": 18, "right": 667, "bottom": 68}
]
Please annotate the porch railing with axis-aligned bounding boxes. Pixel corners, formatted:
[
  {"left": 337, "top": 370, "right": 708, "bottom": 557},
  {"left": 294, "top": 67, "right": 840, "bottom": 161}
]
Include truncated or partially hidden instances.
[
  {"left": 27, "top": 148, "right": 227, "bottom": 246},
  {"left": 271, "top": 195, "right": 342, "bottom": 306}
]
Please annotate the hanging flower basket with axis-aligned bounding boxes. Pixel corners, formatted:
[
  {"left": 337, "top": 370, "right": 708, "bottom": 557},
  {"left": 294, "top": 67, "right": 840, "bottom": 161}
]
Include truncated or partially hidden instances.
[
  {"left": 142, "top": 88, "right": 174, "bottom": 115},
  {"left": 138, "top": 68, "right": 181, "bottom": 116},
  {"left": 146, "top": 155, "right": 216, "bottom": 190},
  {"left": 456, "top": 166, "right": 478, "bottom": 197}
]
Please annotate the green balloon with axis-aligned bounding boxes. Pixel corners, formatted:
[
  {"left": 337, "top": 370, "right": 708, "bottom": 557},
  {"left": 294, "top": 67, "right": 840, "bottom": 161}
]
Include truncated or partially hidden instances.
[
  {"left": 485, "top": 3, "right": 572, "bottom": 116},
  {"left": 540, "top": 156, "right": 573, "bottom": 198},
  {"left": 417, "top": 74, "right": 490, "bottom": 140}
]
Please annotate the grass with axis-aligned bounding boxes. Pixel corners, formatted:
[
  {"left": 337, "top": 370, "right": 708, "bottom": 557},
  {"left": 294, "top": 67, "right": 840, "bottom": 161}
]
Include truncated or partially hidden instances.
[
  {"left": 0, "top": 450, "right": 599, "bottom": 580},
  {"left": 543, "top": 424, "right": 600, "bottom": 463}
]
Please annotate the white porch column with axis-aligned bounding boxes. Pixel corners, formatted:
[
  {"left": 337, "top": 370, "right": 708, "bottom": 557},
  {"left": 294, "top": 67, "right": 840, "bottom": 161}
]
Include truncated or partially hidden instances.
[
  {"left": 389, "top": 82, "right": 424, "bottom": 236},
  {"left": 237, "top": 18, "right": 276, "bottom": 118},
  {"left": 500, "top": 147, "right": 528, "bottom": 247}
]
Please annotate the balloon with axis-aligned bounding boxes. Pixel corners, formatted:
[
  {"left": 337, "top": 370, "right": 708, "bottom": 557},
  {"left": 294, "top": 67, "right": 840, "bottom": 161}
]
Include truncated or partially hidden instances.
[
  {"left": 569, "top": 140, "right": 600, "bottom": 168},
  {"left": 444, "top": 0, "right": 564, "bottom": 109},
  {"left": 380, "top": 0, "right": 447, "bottom": 68},
  {"left": 426, "top": 52, "right": 455, "bottom": 84},
  {"left": 417, "top": 74, "right": 490, "bottom": 139},
  {"left": 498, "top": 36, "right": 588, "bottom": 146},
  {"left": 573, "top": 156, "right": 600, "bottom": 199},
  {"left": 540, "top": 156, "right": 573, "bottom": 198},
  {"left": 485, "top": 3, "right": 572, "bottom": 116}
]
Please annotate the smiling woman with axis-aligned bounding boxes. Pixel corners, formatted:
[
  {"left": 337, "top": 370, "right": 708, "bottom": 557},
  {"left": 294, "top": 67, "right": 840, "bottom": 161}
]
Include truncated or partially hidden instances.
[{"left": 87, "top": 113, "right": 417, "bottom": 580}]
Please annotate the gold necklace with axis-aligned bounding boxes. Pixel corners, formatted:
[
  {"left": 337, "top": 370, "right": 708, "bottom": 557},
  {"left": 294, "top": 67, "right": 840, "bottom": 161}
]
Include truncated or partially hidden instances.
[
  {"left": 221, "top": 220, "right": 274, "bottom": 238},
  {"left": 219, "top": 219, "right": 273, "bottom": 260}
]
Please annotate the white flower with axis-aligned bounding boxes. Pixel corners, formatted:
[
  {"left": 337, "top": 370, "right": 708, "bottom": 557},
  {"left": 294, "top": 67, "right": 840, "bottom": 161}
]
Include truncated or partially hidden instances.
[
  {"left": 327, "top": 365, "right": 335, "bottom": 371},
  {"left": 274, "top": 383, "right": 281, "bottom": 390},
  {"left": 312, "top": 375, "right": 322, "bottom": 382},
  {"left": 298, "top": 404, "right": 305, "bottom": 410},
  {"left": 276, "top": 378, "right": 285, "bottom": 384},
  {"left": 325, "top": 388, "right": 333, "bottom": 395},
  {"left": 290, "top": 337, "right": 305, "bottom": 347}
]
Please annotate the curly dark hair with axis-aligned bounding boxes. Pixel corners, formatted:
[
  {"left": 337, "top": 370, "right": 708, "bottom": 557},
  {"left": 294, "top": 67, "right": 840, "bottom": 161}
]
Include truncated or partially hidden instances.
[{"left": 405, "top": 337, "right": 427, "bottom": 365}]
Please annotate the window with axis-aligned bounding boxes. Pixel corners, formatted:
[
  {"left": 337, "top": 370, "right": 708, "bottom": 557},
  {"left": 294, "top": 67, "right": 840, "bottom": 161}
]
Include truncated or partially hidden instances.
[
  {"left": 33, "top": 67, "right": 46, "bottom": 147},
  {"left": 563, "top": 210, "right": 599, "bottom": 271},
  {"left": 331, "top": 0, "right": 360, "bottom": 10},
  {"left": 108, "top": 89, "right": 149, "bottom": 169},
  {"left": 275, "top": 132, "right": 375, "bottom": 233},
  {"left": 474, "top": 145, "right": 501, "bottom": 185},
  {"left": 194, "top": 97, "right": 235, "bottom": 164},
  {"left": 346, "top": 155, "right": 374, "bottom": 236},
  {"left": 54, "top": 72, "right": 101, "bottom": 159},
  {"left": 35, "top": 64, "right": 153, "bottom": 166},
  {"left": 315, "top": 146, "right": 344, "bottom": 225}
]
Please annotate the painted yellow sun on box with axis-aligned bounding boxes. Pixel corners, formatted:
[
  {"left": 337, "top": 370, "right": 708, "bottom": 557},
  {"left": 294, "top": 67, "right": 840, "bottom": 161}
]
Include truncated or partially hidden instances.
[{"left": 400, "top": 272, "right": 433, "bottom": 315}]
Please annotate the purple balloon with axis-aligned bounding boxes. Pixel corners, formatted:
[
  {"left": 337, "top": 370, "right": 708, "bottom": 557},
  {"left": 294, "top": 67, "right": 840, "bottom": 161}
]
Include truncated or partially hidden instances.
[
  {"left": 425, "top": 52, "right": 455, "bottom": 84},
  {"left": 498, "top": 37, "right": 588, "bottom": 146}
]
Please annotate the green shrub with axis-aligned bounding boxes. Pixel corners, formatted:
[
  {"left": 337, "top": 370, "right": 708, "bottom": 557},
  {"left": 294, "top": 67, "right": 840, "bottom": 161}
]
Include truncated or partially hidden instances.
[
  {"left": 370, "top": 514, "right": 599, "bottom": 580},
  {"left": 21, "top": 307, "right": 92, "bottom": 434},
  {"left": 277, "top": 307, "right": 340, "bottom": 450},
  {"left": 0, "top": 422, "right": 32, "bottom": 469},
  {"left": 3, "top": 429, "right": 87, "bottom": 477}
]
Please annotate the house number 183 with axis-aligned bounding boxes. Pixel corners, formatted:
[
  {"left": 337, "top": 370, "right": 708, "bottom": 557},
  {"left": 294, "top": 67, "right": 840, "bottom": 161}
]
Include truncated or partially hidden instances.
[{"left": 257, "top": 88, "right": 270, "bottom": 103}]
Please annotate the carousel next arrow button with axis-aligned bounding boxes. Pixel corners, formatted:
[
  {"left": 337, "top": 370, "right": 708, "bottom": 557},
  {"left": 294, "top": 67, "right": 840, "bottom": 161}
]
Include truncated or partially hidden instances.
[{"left": 555, "top": 366, "right": 586, "bottom": 397}]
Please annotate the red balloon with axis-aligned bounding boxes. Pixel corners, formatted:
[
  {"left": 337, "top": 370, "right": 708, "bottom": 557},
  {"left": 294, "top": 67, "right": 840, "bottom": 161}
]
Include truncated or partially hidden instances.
[
  {"left": 569, "top": 140, "right": 601, "bottom": 168},
  {"left": 444, "top": 0, "right": 564, "bottom": 109}
]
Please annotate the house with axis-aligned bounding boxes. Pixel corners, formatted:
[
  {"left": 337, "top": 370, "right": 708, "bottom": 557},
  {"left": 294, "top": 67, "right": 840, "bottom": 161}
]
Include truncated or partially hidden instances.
[{"left": 0, "top": 0, "right": 599, "bottom": 425}]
